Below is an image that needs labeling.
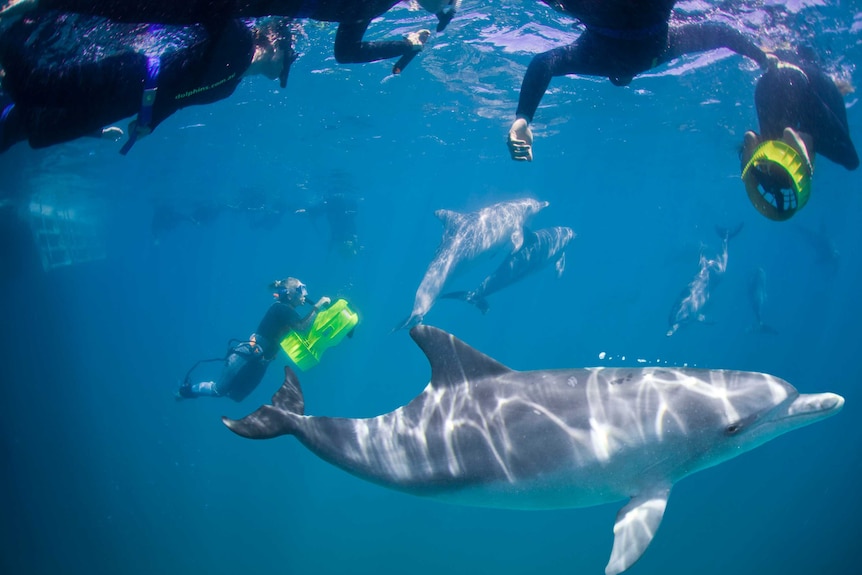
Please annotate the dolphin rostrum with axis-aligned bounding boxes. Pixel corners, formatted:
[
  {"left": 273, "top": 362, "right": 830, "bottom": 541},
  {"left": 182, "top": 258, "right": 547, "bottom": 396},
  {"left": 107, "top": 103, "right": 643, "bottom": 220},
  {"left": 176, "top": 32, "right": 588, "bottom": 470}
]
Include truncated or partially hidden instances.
[
  {"left": 440, "top": 226, "right": 574, "bottom": 313},
  {"left": 396, "top": 198, "right": 548, "bottom": 329},
  {"left": 223, "top": 325, "right": 843, "bottom": 575}
]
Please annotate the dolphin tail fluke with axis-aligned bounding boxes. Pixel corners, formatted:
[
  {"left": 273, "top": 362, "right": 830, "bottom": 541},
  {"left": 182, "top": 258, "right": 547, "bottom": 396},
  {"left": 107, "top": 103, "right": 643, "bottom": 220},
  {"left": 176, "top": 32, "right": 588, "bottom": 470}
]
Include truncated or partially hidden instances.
[
  {"left": 715, "top": 222, "right": 744, "bottom": 242},
  {"left": 439, "top": 291, "right": 490, "bottom": 314},
  {"left": 222, "top": 367, "right": 304, "bottom": 440},
  {"left": 747, "top": 321, "right": 778, "bottom": 335},
  {"left": 391, "top": 313, "right": 422, "bottom": 333}
]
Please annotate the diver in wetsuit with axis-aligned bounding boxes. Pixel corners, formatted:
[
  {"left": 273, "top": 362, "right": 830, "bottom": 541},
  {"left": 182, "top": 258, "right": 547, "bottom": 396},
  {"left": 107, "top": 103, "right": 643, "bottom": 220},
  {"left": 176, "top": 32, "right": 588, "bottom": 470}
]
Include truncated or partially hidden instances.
[
  {"left": 740, "top": 47, "right": 858, "bottom": 219},
  {"left": 0, "top": 13, "right": 297, "bottom": 153},
  {"left": 177, "top": 278, "right": 331, "bottom": 401},
  {"left": 0, "top": 0, "right": 460, "bottom": 71},
  {"left": 507, "top": 0, "right": 771, "bottom": 162}
]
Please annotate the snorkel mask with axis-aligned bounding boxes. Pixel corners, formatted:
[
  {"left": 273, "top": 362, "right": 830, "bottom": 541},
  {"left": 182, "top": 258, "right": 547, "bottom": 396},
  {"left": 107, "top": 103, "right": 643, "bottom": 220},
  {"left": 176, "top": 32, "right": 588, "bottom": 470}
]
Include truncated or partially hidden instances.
[{"left": 272, "top": 277, "right": 307, "bottom": 303}]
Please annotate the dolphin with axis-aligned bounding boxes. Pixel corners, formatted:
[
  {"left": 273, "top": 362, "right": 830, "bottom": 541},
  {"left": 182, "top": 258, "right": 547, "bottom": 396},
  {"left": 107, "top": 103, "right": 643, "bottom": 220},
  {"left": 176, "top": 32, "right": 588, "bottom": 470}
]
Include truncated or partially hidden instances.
[
  {"left": 224, "top": 325, "right": 843, "bottom": 575},
  {"left": 440, "top": 226, "right": 575, "bottom": 314},
  {"left": 667, "top": 224, "right": 742, "bottom": 337},
  {"left": 747, "top": 267, "right": 778, "bottom": 334},
  {"left": 396, "top": 198, "right": 548, "bottom": 329}
]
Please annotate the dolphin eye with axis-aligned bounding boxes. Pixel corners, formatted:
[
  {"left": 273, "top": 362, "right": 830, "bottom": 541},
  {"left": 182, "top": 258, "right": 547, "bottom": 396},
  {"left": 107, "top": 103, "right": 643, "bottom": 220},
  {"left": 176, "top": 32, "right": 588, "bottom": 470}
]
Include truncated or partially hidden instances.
[{"left": 725, "top": 423, "right": 742, "bottom": 435}]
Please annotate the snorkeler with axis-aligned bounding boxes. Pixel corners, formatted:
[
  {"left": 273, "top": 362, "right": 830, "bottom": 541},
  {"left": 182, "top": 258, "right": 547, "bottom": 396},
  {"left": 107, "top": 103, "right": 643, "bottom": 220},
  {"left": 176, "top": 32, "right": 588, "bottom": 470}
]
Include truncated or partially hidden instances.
[
  {"left": 507, "top": 0, "right": 771, "bottom": 162},
  {"left": 739, "top": 47, "right": 858, "bottom": 220},
  {"left": 0, "top": 14, "right": 297, "bottom": 153},
  {"left": 0, "top": 0, "right": 460, "bottom": 74},
  {"left": 177, "top": 278, "right": 331, "bottom": 401}
]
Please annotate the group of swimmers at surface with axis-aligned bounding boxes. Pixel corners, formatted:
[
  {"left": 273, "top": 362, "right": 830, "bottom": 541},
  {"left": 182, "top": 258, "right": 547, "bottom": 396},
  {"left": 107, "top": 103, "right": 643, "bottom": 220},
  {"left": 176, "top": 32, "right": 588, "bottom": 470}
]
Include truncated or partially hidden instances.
[
  {"left": 0, "top": 0, "right": 857, "bottom": 220},
  {"left": 0, "top": 0, "right": 858, "bottom": 400}
]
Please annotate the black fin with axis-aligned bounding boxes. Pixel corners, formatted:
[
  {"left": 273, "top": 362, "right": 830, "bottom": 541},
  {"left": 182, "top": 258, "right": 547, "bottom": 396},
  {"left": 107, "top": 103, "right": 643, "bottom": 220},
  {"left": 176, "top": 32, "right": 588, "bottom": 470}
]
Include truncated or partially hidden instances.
[
  {"left": 221, "top": 367, "right": 303, "bottom": 440},
  {"left": 409, "top": 325, "right": 512, "bottom": 388},
  {"left": 715, "top": 223, "right": 744, "bottom": 242}
]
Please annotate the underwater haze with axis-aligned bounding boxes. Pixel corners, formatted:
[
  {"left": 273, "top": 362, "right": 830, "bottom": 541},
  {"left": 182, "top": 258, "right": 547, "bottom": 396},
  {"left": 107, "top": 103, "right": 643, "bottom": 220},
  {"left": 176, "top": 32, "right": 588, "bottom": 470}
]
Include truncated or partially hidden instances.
[{"left": 2, "top": 1, "right": 862, "bottom": 574}]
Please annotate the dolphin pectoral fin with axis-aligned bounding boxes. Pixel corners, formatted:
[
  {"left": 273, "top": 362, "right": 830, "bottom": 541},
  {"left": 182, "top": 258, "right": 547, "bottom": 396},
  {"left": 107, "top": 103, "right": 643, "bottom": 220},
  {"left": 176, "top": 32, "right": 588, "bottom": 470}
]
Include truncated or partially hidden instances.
[
  {"left": 409, "top": 325, "right": 512, "bottom": 387},
  {"left": 605, "top": 485, "right": 671, "bottom": 575},
  {"left": 556, "top": 253, "right": 566, "bottom": 277},
  {"left": 511, "top": 229, "right": 524, "bottom": 252}
]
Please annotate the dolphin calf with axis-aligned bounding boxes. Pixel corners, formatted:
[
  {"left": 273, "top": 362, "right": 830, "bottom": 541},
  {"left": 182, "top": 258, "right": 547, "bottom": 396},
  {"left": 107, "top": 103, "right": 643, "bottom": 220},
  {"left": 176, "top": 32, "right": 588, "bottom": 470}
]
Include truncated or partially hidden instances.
[
  {"left": 440, "top": 226, "right": 574, "bottom": 313},
  {"left": 396, "top": 198, "right": 548, "bottom": 329},
  {"left": 747, "top": 267, "right": 778, "bottom": 334},
  {"left": 224, "top": 325, "right": 843, "bottom": 575},
  {"left": 667, "top": 224, "right": 742, "bottom": 336}
]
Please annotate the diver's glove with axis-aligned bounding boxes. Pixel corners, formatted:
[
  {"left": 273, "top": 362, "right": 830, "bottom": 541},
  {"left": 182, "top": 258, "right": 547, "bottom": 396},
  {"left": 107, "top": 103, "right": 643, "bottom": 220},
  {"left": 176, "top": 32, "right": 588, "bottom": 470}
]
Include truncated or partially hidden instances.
[
  {"left": 393, "top": 29, "right": 431, "bottom": 74},
  {"left": 406, "top": 29, "right": 431, "bottom": 51},
  {"left": 507, "top": 117, "right": 534, "bottom": 162}
]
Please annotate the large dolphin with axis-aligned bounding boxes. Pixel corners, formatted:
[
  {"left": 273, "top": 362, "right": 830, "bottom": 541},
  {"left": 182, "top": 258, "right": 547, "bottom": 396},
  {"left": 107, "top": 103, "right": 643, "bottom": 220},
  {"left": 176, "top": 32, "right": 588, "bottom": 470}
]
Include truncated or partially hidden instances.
[
  {"left": 440, "top": 226, "right": 574, "bottom": 313},
  {"left": 396, "top": 198, "right": 548, "bottom": 329},
  {"left": 224, "top": 325, "right": 843, "bottom": 575},
  {"left": 667, "top": 224, "right": 742, "bottom": 336}
]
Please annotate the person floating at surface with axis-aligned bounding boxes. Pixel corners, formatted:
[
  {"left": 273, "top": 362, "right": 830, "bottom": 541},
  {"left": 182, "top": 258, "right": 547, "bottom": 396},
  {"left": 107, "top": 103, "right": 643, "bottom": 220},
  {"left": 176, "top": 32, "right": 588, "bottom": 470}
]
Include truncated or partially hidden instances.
[
  {"left": 506, "top": 0, "right": 772, "bottom": 162},
  {"left": 0, "top": 0, "right": 460, "bottom": 74},
  {"left": 0, "top": 13, "right": 298, "bottom": 154},
  {"left": 740, "top": 47, "right": 859, "bottom": 220},
  {"left": 177, "top": 278, "right": 331, "bottom": 401}
]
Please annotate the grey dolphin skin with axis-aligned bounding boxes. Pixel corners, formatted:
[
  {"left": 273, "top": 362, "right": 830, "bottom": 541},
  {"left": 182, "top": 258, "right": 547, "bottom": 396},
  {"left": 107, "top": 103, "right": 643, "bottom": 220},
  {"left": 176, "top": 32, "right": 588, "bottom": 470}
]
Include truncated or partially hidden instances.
[
  {"left": 667, "top": 224, "right": 743, "bottom": 336},
  {"left": 223, "top": 325, "right": 843, "bottom": 575},
  {"left": 748, "top": 267, "right": 778, "bottom": 334},
  {"left": 440, "top": 226, "right": 575, "bottom": 313},
  {"left": 396, "top": 198, "right": 548, "bottom": 329}
]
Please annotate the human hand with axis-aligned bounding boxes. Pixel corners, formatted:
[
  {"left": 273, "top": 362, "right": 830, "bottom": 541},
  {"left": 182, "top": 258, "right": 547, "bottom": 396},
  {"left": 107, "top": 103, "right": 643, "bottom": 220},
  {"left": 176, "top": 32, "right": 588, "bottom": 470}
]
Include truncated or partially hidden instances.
[
  {"left": 406, "top": 29, "right": 431, "bottom": 51},
  {"left": 507, "top": 118, "right": 533, "bottom": 162},
  {"left": 316, "top": 296, "right": 331, "bottom": 309}
]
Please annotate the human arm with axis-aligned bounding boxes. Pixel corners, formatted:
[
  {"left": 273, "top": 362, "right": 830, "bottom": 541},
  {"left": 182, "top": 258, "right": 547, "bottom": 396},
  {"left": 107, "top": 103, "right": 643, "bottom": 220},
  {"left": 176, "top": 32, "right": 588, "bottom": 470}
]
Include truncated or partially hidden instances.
[
  {"left": 334, "top": 20, "right": 429, "bottom": 65},
  {"left": 508, "top": 42, "right": 586, "bottom": 162},
  {"left": 294, "top": 296, "right": 332, "bottom": 332},
  {"left": 664, "top": 21, "right": 769, "bottom": 69}
]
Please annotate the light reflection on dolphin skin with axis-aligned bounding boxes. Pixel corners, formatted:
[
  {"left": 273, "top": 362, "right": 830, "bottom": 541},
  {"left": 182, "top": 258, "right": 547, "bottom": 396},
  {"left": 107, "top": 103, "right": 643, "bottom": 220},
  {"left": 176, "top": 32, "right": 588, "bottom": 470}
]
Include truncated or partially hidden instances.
[
  {"left": 224, "top": 325, "right": 844, "bottom": 575},
  {"left": 440, "top": 226, "right": 575, "bottom": 314},
  {"left": 396, "top": 198, "right": 548, "bottom": 330}
]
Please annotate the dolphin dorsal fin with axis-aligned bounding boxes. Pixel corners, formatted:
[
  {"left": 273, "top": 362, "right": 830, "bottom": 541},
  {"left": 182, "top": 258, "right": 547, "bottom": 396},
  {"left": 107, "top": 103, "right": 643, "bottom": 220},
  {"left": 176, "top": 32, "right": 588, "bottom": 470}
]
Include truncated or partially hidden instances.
[
  {"left": 410, "top": 325, "right": 512, "bottom": 387},
  {"left": 435, "top": 209, "right": 464, "bottom": 228}
]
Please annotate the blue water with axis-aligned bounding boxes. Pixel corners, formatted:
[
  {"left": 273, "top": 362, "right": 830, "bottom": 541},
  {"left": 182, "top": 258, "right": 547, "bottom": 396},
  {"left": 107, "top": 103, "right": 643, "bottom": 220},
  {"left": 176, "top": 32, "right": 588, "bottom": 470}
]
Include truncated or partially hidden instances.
[{"left": 2, "top": 1, "right": 861, "bottom": 574}]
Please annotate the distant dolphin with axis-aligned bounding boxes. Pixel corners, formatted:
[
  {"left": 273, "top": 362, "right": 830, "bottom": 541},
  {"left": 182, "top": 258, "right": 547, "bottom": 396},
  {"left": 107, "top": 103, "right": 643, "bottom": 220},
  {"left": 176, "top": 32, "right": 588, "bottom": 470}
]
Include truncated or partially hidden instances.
[
  {"left": 224, "top": 325, "right": 844, "bottom": 575},
  {"left": 396, "top": 198, "right": 548, "bottom": 329},
  {"left": 667, "top": 224, "right": 743, "bottom": 336},
  {"left": 747, "top": 267, "right": 778, "bottom": 334},
  {"left": 440, "top": 226, "right": 575, "bottom": 313}
]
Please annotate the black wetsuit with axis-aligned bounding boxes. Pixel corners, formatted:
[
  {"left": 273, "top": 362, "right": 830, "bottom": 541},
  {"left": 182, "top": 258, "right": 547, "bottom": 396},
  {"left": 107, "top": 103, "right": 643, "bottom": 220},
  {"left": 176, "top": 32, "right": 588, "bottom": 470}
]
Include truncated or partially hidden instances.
[
  {"left": 0, "top": 12, "right": 255, "bottom": 151},
  {"left": 255, "top": 301, "right": 303, "bottom": 359},
  {"left": 36, "top": 0, "right": 418, "bottom": 64},
  {"left": 516, "top": 0, "right": 769, "bottom": 121},
  {"left": 754, "top": 52, "right": 858, "bottom": 170}
]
